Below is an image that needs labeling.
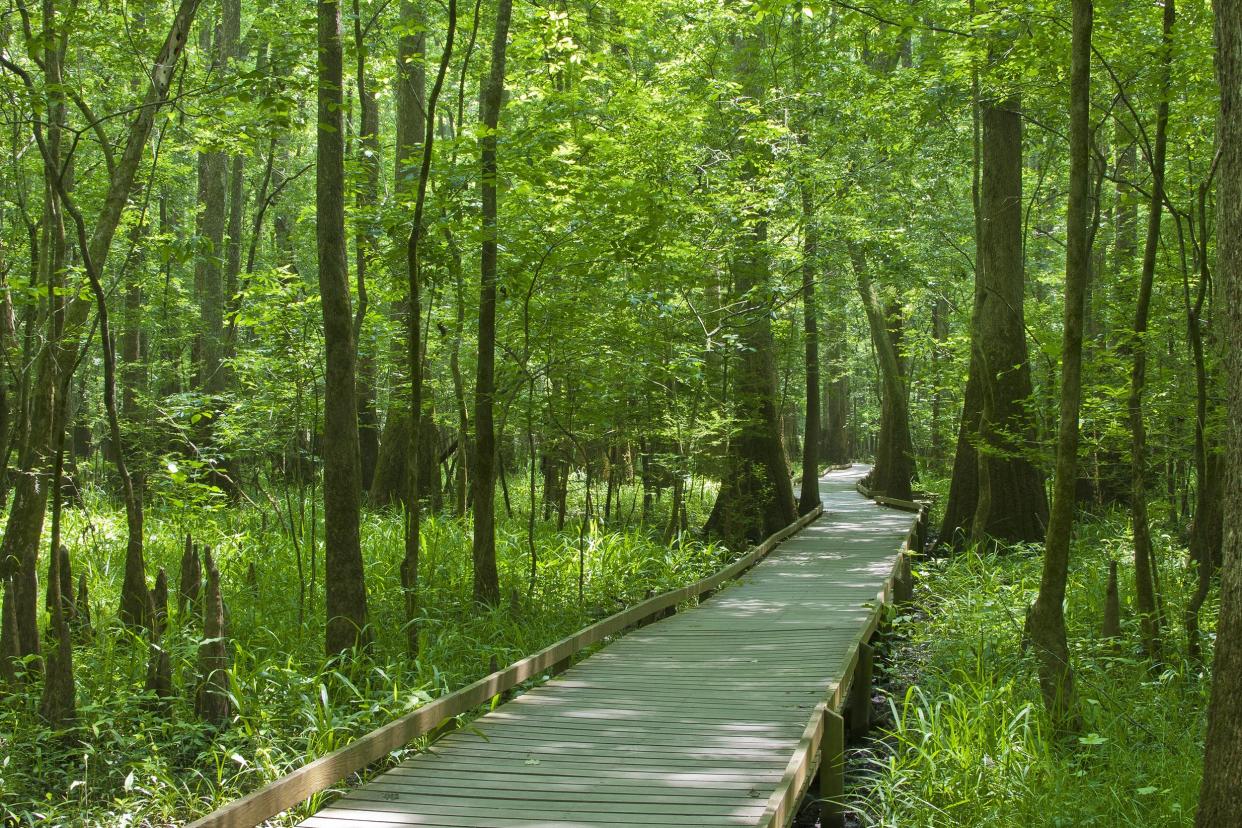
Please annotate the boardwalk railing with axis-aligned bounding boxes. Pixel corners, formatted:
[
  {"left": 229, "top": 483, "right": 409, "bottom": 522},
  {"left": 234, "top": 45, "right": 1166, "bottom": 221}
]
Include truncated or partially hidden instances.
[
  {"left": 757, "top": 496, "right": 928, "bottom": 828},
  {"left": 187, "top": 503, "right": 824, "bottom": 828}
]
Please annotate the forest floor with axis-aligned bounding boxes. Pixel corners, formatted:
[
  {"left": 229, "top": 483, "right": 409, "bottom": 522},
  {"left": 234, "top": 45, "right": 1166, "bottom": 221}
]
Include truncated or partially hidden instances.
[
  {"left": 0, "top": 478, "right": 725, "bottom": 826},
  {"left": 828, "top": 484, "right": 1214, "bottom": 828}
]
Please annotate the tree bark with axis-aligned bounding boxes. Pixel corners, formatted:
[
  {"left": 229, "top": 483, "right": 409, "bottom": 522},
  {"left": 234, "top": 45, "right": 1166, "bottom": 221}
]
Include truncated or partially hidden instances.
[
  {"left": 1197, "top": 0, "right": 1242, "bottom": 816},
  {"left": 472, "top": 0, "right": 513, "bottom": 605},
  {"left": 1028, "top": 0, "right": 1091, "bottom": 735},
  {"left": 318, "top": 0, "right": 370, "bottom": 657},
  {"left": 971, "top": 93, "right": 1048, "bottom": 545}
]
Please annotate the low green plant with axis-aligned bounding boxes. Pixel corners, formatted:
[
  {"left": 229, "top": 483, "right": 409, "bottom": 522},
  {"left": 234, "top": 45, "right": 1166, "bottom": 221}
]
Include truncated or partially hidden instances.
[
  {"left": 856, "top": 508, "right": 1212, "bottom": 828},
  {"left": 0, "top": 475, "right": 725, "bottom": 826}
]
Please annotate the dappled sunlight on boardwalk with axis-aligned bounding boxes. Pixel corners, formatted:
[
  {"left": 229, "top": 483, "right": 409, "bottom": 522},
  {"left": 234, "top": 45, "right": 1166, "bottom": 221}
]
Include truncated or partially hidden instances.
[{"left": 299, "top": 464, "right": 914, "bottom": 828}]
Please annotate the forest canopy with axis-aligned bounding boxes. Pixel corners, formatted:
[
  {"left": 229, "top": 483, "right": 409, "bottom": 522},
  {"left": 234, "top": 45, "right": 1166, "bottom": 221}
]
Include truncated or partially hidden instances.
[{"left": 1, "top": 0, "right": 1240, "bottom": 824}]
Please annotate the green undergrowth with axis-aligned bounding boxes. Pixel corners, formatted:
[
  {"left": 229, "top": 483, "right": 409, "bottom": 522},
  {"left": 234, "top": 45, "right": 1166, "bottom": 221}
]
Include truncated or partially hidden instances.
[
  {"left": 857, "top": 505, "right": 1214, "bottom": 827},
  {"left": 0, "top": 477, "right": 724, "bottom": 827}
]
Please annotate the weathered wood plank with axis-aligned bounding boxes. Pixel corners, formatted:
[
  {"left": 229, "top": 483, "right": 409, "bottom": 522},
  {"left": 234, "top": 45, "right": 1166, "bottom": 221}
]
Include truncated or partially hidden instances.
[
  {"left": 187, "top": 503, "right": 825, "bottom": 828},
  {"left": 196, "top": 464, "right": 917, "bottom": 828}
]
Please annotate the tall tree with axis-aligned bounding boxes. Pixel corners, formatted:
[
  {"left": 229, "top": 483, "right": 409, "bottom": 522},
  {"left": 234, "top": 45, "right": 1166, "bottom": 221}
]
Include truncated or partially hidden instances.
[
  {"left": 1028, "top": 0, "right": 1091, "bottom": 734},
  {"left": 795, "top": 11, "right": 820, "bottom": 517},
  {"left": 369, "top": 0, "right": 425, "bottom": 509},
  {"left": 1128, "top": 0, "right": 1175, "bottom": 662},
  {"left": 471, "top": 0, "right": 513, "bottom": 606},
  {"left": 196, "top": 5, "right": 228, "bottom": 402},
  {"left": 848, "top": 241, "right": 915, "bottom": 501},
  {"left": 704, "top": 26, "right": 798, "bottom": 546},
  {"left": 1197, "top": 0, "right": 1242, "bottom": 817},
  {"left": 403, "top": 0, "right": 457, "bottom": 652},
  {"left": 353, "top": 0, "right": 381, "bottom": 491},
  {"left": 970, "top": 91, "right": 1048, "bottom": 545},
  {"left": 318, "top": 0, "right": 370, "bottom": 657}
]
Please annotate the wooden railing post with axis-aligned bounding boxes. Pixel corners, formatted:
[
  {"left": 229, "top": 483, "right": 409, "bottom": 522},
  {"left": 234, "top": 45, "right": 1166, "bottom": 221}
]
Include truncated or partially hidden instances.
[
  {"left": 847, "top": 640, "right": 874, "bottom": 739},
  {"left": 819, "top": 708, "right": 845, "bottom": 828}
]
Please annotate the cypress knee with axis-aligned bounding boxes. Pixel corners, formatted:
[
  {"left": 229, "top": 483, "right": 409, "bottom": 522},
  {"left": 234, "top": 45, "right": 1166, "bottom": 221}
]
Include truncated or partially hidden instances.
[
  {"left": 0, "top": 577, "right": 17, "bottom": 684},
  {"left": 44, "top": 544, "right": 74, "bottom": 620},
  {"left": 145, "top": 568, "right": 172, "bottom": 702},
  {"left": 195, "top": 548, "right": 230, "bottom": 728},
  {"left": 74, "top": 573, "right": 92, "bottom": 641},
  {"left": 178, "top": 533, "right": 201, "bottom": 620},
  {"left": 1102, "top": 560, "right": 1122, "bottom": 641}
]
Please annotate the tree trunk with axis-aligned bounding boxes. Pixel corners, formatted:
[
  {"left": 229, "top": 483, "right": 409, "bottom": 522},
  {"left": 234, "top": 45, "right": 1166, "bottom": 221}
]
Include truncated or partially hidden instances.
[
  {"left": 370, "top": 0, "right": 427, "bottom": 512},
  {"left": 1129, "top": 0, "right": 1175, "bottom": 662},
  {"left": 1028, "top": 0, "right": 1090, "bottom": 735},
  {"left": 971, "top": 93, "right": 1048, "bottom": 545},
  {"left": 353, "top": 0, "right": 380, "bottom": 491},
  {"left": 318, "top": 0, "right": 370, "bottom": 657},
  {"left": 403, "top": 0, "right": 457, "bottom": 651},
  {"left": 821, "top": 323, "right": 850, "bottom": 465},
  {"left": 195, "top": 548, "right": 229, "bottom": 728},
  {"left": 196, "top": 12, "right": 227, "bottom": 400},
  {"left": 941, "top": 36, "right": 986, "bottom": 550},
  {"left": 847, "top": 241, "right": 914, "bottom": 500},
  {"left": 704, "top": 30, "right": 797, "bottom": 548},
  {"left": 1197, "top": 0, "right": 1242, "bottom": 814},
  {"left": 472, "top": 0, "right": 513, "bottom": 606},
  {"left": 798, "top": 176, "right": 821, "bottom": 515}
]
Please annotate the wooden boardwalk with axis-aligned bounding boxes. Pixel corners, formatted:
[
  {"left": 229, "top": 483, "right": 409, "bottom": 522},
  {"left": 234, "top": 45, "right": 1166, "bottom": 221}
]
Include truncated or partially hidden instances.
[{"left": 296, "top": 465, "right": 918, "bottom": 828}]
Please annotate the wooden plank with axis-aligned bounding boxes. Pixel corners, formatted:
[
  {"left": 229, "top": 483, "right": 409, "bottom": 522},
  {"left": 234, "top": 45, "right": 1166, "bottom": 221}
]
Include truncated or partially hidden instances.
[
  {"left": 281, "top": 465, "right": 917, "bottom": 828},
  {"left": 186, "top": 505, "right": 823, "bottom": 828}
]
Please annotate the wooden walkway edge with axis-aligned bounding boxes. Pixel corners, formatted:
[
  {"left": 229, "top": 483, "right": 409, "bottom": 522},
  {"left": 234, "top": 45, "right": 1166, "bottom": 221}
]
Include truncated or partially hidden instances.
[{"left": 189, "top": 465, "right": 923, "bottom": 828}]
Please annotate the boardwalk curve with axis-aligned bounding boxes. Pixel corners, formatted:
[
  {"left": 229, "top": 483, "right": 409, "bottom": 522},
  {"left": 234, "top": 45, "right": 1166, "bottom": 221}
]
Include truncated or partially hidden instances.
[{"left": 297, "top": 464, "right": 919, "bottom": 828}]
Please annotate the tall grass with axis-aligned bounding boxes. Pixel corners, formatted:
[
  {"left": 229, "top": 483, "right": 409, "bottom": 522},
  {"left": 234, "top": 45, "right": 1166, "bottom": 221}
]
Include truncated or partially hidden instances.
[
  {"left": 0, "top": 475, "right": 726, "bottom": 826},
  {"left": 857, "top": 506, "right": 1213, "bottom": 827}
]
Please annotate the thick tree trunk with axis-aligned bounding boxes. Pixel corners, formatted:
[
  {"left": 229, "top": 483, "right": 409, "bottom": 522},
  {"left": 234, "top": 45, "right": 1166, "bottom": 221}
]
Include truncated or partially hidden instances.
[
  {"left": 704, "top": 30, "right": 797, "bottom": 549},
  {"left": 318, "top": 0, "right": 370, "bottom": 657},
  {"left": 1028, "top": 0, "right": 1090, "bottom": 734},
  {"left": 472, "top": 0, "right": 513, "bottom": 606},
  {"left": 941, "top": 38, "right": 985, "bottom": 550},
  {"left": 971, "top": 93, "right": 1048, "bottom": 545},
  {"left": 941, "top": 349, "right": 987, "bottom": 538},
  {"left": 1197, "top": 0, "right": 1242, "bottom": 814},
  {"left": 798, "top": 182, "right": 821, "bottom": 515}
]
